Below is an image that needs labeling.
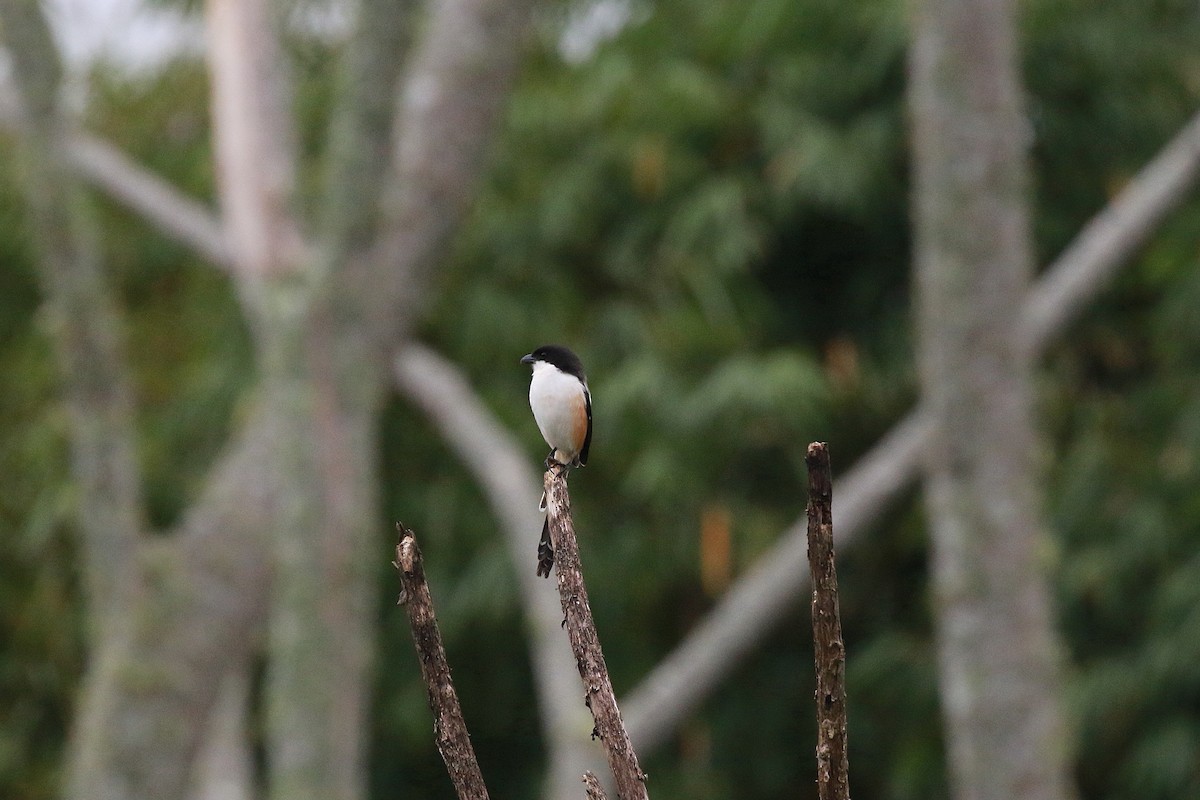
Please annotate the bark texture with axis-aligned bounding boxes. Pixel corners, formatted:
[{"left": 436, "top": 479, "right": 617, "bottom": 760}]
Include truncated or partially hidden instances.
[
  {"left": 395, "top": 526, "right": 491, "bottom": 800},
  {"left": 908, "top": 1, "right": 1077, "bottom": 799},
  {"left": 583, "top": 771, "right": 610, "bottom": 800},
  {"left": 543, "top": 471, "right": 649, "bottom": 800},
  {"left": 805, "top": 443, "right": 850, "bottom": 800}
]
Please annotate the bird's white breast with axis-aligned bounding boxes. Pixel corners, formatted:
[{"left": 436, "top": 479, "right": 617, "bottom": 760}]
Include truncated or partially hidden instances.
[{"left": 529, "top": 361, "right": 586, "bottom": 457}]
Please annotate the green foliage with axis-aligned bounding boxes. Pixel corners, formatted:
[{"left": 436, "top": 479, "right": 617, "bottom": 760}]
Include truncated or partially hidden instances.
[
  {"left": 3, "top": 0, "right": 1200, "bottom": 798},
  {"left": 1050, "top": 232, "right": 1200, "bottom": 800},
  {"left": 1025, "top": 0, "right": 1200, "bottom": 259}
]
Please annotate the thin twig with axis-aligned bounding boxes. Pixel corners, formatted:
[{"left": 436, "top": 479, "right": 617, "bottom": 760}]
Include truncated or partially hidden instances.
[
  {"left": 543, "top": 470, "right": 649, "bottom": 800},
  {"left": 65, "top": 132, "right": 233, "bottom": 269},
  {"left": 394, "top": 523, "right": 491, "bottom": 800},
  {"left": 805, "top": 443, "right": 850, "bottom": 800},
  {"left": 1017, "top": 108, "right": 1200, "bottom": 356}
]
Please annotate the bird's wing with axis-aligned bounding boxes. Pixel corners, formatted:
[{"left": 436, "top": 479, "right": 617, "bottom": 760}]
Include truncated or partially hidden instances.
[{"left": 579, "top": 384, "right": 592, "bottom": 466}]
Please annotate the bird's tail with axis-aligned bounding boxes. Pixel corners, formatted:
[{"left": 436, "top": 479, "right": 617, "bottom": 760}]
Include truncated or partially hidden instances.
[{"left": 536, "top": 517, "right": 555, "bottom": 578}]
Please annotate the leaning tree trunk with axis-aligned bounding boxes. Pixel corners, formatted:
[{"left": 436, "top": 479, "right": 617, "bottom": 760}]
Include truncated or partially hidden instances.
[{"left": 908, "top": 1, "right": 1077, "bottom": 799}]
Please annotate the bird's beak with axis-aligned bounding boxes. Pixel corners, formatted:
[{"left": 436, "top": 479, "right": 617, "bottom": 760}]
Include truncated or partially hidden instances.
[{"left": 520, "top": 353, "right": 535, "bottom": 365}]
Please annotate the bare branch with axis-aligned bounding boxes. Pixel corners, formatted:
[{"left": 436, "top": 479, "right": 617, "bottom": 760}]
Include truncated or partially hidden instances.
[
  {"left": 1018, "top": 108, "right": 1200, "bottom": 355},
  {"left": 1, "top": 69, "right": 231, "bottom": 270},
  {"left": 393, "top": 344, "right": 597, "bottom": 799},
  {"left": 65, "top": 132, "right": 232, "bottom": 269},
  {"left": 805, "top": 443, "right": 850, "bottom": 800},
  {"left": 543, "top": 471, "right": 648, "bottom": 800},
  {"left": 393, "top": 345, "right": 542, "bottom": 549},
  {"left": 583, "top": 772, "right": 610, "bottom": 800},
  {"left": 394, "top": 524, "right": 491, "bottom": 800}
]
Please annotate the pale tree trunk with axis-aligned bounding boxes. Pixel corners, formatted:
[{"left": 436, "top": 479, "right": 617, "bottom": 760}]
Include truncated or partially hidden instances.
[
  {"left": 908, "top": 1, "right": 1077, "bottom": 799},
  {"left": 204, "top": 0, "right": 377, "bottom": 795},
  {"left": 0, "top": 0, "right": 142, "bottom": 638},
  {"left": 190, "top": 669, "right": 255, "bottom": 800},
  {"left": 0, "top": 0, "right": 537, "bottom": 798},
  {"left": 2, "top": 4, "right": 264, "bottom": 798}
]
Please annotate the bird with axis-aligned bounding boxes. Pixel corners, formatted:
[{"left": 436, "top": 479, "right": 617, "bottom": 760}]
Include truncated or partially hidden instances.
[{"left": 521, "top": 344, "right": 592, "bottom": 577}]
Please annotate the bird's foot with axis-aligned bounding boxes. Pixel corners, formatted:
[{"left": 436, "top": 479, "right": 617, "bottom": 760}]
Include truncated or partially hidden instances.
[{"left": 544, "top": 454, "right": 571, "bottom": 476}]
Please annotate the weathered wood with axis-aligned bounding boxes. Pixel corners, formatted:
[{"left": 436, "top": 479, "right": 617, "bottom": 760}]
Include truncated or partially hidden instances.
[
  {"left": 394, "top": 524, "right": 491, "bottom": 800},
  {"left": 543, "top": 470, "right": 649, "bottom": 800},
  {"left": 805, "top": 443, "right": 850, "bottom": 800}
]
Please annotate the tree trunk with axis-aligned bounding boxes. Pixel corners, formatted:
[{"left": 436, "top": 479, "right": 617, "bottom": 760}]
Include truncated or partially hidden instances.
[
  {"left": 1, "top": 0, "right": 538, "bottom": 796},
  {"left": 908, "top": 1, "right": 1077, "bottom": 799},
  {"left": 257, "top": 319, "right": 380, "bottom": 800},
  {"left": 190, "top": 669, "right": 255, "bottom": 800}
]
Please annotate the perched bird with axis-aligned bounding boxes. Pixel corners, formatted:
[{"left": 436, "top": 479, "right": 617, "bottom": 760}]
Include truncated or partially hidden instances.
[{"left": 521, "top": 344, "right": 592, "bottom": 577}]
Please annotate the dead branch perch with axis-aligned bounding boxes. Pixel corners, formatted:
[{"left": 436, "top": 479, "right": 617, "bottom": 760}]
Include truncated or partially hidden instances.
[
  {"left": 805, "top": 443, "right": 850, "bottom": 800},
  {"left": 393, "top": 523, "right": 490, "bottom": 800},
  {"left": 543, "top": 470, "right": 650, "bottom": 800}
]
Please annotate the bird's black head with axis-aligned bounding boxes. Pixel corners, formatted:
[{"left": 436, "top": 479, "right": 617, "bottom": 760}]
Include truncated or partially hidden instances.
[{"left": 521, "top": 344, "right": 586, "bottom": 380}]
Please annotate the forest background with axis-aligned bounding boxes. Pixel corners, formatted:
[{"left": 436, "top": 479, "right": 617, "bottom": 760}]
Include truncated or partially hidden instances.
[{"left": 2, "top": 0, "right": 1200, "bottom": 799}]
